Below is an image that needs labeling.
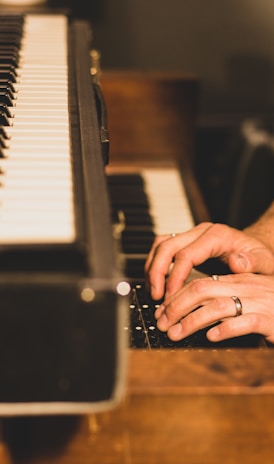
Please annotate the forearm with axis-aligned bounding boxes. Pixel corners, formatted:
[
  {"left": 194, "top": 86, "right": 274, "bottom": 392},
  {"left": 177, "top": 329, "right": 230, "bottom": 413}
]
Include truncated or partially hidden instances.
[{"left": 244, "top": 201, "right": 274, "bottom": 252}]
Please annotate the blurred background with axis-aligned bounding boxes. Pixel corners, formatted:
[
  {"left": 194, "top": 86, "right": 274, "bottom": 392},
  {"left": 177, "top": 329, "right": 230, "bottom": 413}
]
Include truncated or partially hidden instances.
[
  {"left": 62, "top": 0, "right": 274, "bottom": 226},
  {"left": 57, "top": 0, "right": 274, "bottom": 117}
]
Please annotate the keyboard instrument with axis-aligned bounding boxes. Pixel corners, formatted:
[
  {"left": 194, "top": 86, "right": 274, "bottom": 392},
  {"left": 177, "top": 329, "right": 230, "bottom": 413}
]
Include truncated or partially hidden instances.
[{"left": 0, "top": 12, "right": 129, "bottom": 416}]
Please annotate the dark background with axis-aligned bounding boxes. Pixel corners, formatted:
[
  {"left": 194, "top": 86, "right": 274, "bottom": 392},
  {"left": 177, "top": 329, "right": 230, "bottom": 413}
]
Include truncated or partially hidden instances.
[{"left": 50, "top": 0, "right": 274, "bottom": 225}]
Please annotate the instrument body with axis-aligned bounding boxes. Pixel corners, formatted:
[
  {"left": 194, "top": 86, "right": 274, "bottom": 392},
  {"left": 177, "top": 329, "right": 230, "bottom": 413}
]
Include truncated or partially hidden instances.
[{"left": 0, "top": 13, "right": 128, "bottom": 415}]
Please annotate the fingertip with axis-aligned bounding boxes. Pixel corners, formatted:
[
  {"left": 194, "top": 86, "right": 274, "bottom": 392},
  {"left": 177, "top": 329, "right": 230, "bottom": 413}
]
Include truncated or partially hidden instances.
[
  {"left": 149, "top": 285, "right": 162, "bottom": 301},
  {"left": 229, "top": 252, "right": 251, "bottom": 273},
  {"left": 157, "top": 314, "right": 168, "bottom": 332},
  {"left": 154, "top": 303, "right": 165, "bottom": 320},
  {"left": 206, "top": 325, "right": 220, "bottom": 341},
  {"left": 168, "top": 323, "right": 182, "bottom": 340}
]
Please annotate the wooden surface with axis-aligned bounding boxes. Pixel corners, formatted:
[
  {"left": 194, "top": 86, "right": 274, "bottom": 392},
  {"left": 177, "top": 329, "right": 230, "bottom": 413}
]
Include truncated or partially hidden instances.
[
  {"left": 102, "top": 70, "right": 209, "bottom": 223},
  {"left": 2, "top": 71, "right": 274, "bottom": 463},
  {"left": 2, "top": 349, "right": 274, "bottom": 464},
  {"left": 101, "top": 70, "right": 199, "bottom": 164}
]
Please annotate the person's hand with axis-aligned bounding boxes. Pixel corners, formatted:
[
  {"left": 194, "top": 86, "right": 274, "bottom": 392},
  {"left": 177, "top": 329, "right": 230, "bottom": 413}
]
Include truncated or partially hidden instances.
[
  {"left": 154, "top": 272, "right": 274, "bottom": 345},
  {"left": 145, "top": 222, "right": 274, "bottom": 300}
]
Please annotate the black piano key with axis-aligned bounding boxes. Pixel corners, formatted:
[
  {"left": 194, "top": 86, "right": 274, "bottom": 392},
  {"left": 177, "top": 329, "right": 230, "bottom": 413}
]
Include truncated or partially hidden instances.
[
  {"left": 0, "top": 135, "right": 6, "bottom": 148},
  {"left": 0, "top": 80, "right": 17, "bottom": 94},
  {"left": 107, "top": 173, "right": 145, "bottom": 185},
  {"left": 0, "top": 133, "right": 8, "bottom": 148},
  {"left": 107, "top": 172, "right": 156, "bottom": 277},
  {"left": 0, "top": 35, "right": 21, "bottom": 47},
  {"left": 0, "top": 26, "right": 22, "bottom": 35},
  {"left": 121, "top": 230, "right": 155, "bottom": 254},
  {"left": 110, "top": 186, "right": 149, "bottom": 206},
  {"left": 124, "top": 260, "right": 147, "bottom": 280},
  {"left": 0, "top": 55, "right": 19, "bottom": 67},
  {"left": 122, "top": 209, "right": 153, "bottom": 226},
  {"left": 0, "top": 91, "right": 13, "bottom": 106},
  {"left": 0, "top": 110, "right": 10, "bottom": 126},
  {"left": 0, "top": 64, "right": 18, "bottom": 75},
  {"left": 0, "top": 70, "right": 17, "bottom": 82},
  {"left": 0, "top": 86, "right": 15, "bottom": 100},
  {"left": 0, "top": 104, "right": 12, "bottom": 118},
  {"left": 0, "top": 28, "right": 22, "bottom": 37},
  {"left": 111, "top": 209, "right": 153, "bottom": 227},
  {"left": 0, "top": 47, "right": 20, "bottom": 57},
  {"left": 0, "top": 126, "right": 9, "bottom": 139}
]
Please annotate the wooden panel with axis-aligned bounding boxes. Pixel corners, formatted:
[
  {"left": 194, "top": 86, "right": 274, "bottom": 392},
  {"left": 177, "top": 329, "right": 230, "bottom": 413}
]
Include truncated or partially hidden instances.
[
  {"left": 101, "top": 70, "right": 199, "bottom": 167},
  {"left": 102, "top": 70, "right": 209, "bottom": 223}
]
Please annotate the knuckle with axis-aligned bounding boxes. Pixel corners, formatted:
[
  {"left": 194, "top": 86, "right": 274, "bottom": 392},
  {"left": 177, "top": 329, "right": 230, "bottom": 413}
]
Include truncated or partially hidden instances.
[
  {"left": 209, "top": 222, "right": 228, "bottom": 237},
  {"left": 246, "top": 312, "right": 260, "bottom": 330},
  {"left": 152, "top": 237, "right": 166, "bottom": 250},
  {"left": 188, "top": 278, "right": 209, "bottom": 296},
  {"left": 176, "top": 248, "right": 188, "bottom": 260},
  {"left": 214, "top": 297, "right": 227, "bottom": 313},
  {"left": 167, "top": 300, "right": 177, "bottom": 315},
  {"left": 196, "top": 221, "right": 213, "bottom": 231}
]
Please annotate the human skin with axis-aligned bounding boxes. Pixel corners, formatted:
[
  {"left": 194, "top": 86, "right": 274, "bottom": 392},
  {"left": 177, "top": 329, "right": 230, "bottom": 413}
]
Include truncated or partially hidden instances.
[{"left": 144, "top": 202, "right": 274, "bottom": 343}]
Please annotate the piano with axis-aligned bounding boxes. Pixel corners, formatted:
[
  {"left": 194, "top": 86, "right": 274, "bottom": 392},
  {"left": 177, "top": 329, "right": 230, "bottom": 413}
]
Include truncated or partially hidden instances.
[
  {"left": 0, "top": 12, "right": 129, "bottom": 416},
  {"left": 1, "top": 12, "right": 274, "bottom": 464}
]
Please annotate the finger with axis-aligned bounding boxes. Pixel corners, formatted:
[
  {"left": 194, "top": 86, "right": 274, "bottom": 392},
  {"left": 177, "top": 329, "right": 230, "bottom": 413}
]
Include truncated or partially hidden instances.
[
  {"left": 165, "top": 295, "right": 244, "bottom": 340},
  {"left": 145, "top": 223, "right": 213, "bottom": 273},
  {"left": 206, "top": 313, "right": 263, "bottom": 342},
  {"left": 145, "top": 223, "right": 213, "bottom": 299},
  {"left": 144, "top": 234, "right": 177, "bottom": 298},
  {"left": 156, "top": 274, "right": 257, "bottom": 332},
  {"left": 144, "top": 234, "right": 170, "bottom": 273},
  {"left": 144, "top": 235, "right": 170, "bottom": 295},
  {"left": 164, "top": 224, "right": 245, "bottom": 297},
  {"left": 228, "top": 247, "right": 274, "bottom": 275},
  {"left": 155, "top": 276, "right": 227, "bottom": 331}
]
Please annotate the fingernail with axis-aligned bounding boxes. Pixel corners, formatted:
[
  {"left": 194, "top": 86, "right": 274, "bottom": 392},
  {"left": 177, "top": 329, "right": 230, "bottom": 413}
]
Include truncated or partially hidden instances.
[
  {"left": 236, "top": 253, "right": 250, "bottom": 271},
  {"left": 154, "top": 304, "right": 165, "bottom": 320},
  {"left": 207, "top": 325, "right": 220, "bottom": 341},
  {"left": 168, "top": 323, "right": 182, "bottom": 339},
  {"left": 157, "top": 314, "right": 168, "bottom": 331},
  {"left": 150, "top": 284, "right": 159, "bottom": 300}
]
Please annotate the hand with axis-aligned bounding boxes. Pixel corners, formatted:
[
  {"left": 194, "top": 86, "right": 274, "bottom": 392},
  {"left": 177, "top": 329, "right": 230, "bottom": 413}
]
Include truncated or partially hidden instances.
[
  {"left": 145, "top": 222, "right": 274, "bottom": 300},
  {"left": 154, "top": 273, "right": 274, "bottom": 345}
]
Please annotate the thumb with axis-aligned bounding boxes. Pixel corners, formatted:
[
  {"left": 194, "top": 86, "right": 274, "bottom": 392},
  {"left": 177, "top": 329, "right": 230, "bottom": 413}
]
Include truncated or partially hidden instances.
[{"left": 228, "top": 248, "right": 274, "bottom": 274}]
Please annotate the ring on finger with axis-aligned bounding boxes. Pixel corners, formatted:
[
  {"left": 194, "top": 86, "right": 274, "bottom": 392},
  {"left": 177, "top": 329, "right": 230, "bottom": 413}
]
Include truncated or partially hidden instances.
[
  {"left": 231, "top": 295, "right": 243, "bottom": 317},
  {"left": 211, "top": 274, "right": 219, "bottom": 281}
]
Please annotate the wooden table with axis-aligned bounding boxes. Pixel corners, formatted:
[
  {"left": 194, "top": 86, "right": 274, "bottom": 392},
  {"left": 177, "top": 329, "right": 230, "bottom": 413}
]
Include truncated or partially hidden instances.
[{"left": 2, "top": 349, "right": 274, "bottom": 463}]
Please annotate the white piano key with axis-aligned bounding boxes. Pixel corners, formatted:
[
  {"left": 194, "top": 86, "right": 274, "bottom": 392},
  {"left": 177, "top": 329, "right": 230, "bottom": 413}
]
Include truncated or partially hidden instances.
[
  {"left": 141, "top": 168, "right": 194, "bottom": 235},
  {"left": 0, "top": 159, "right": 71, "bottom": 169},
  {"left": 1, "top": 149, "right": 71, "bottom": 158},
  {"left": 4, "top": 128, "right": 69, "bottom": 136},
  {"left": 0, "top": 14, "right": 76, "bottom": 245}
]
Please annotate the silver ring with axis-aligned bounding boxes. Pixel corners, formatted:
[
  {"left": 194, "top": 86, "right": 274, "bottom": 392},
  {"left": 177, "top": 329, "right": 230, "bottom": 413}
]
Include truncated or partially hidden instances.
[
  {"left": 231, "top": 295, "right": 243, "bottom": 317},
  {"left": 211, "top": 274, "right": 219, "bottom": 281},
  {"left": 170, "top": 233, "right": 176, "bottom": 237}
]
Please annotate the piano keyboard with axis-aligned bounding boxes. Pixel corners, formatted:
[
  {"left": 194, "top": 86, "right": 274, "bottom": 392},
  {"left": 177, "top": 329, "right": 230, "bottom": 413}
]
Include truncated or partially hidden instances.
[
  {"left": 107, "top": 167, "right": 194, "bottom": 279},
  {"left": 140, "top": 168, "right": 194, "bottom": 234},
  {"left": 0, "top": 14, "right": 75, "bottom": 244},
  {"left": 0, "top": 13, "right": 129, "bottom": 415}
]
